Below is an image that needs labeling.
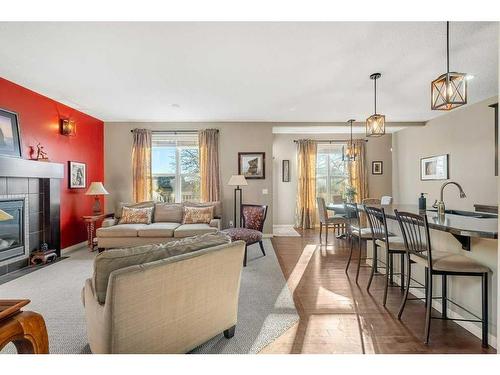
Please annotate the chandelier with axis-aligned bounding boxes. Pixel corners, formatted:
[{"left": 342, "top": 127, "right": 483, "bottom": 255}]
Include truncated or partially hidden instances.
[
  {"left": 343, "top": 119, "right": 356, "bottom": 162},
  {"left": 366, "top": 73, "right": 385, "bottom": 137}
]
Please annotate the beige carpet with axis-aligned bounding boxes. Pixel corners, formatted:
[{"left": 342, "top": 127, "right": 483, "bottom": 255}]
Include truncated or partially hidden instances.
[{"left": 0, "top": 239, "right": 298, "bottom": 354}]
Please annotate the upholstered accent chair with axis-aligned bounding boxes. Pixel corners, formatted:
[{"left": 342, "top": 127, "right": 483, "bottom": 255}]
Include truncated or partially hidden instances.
[
  {"left": 316, "top": 197, "right": 346, "bottom": 242},
  {"left": 222, "top": 204, "right": 268, "bottom": 267}
]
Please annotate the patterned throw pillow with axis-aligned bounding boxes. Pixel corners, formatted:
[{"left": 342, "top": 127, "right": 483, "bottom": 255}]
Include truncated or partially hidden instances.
[
  {"left": 118, "top": 206, "right": 153, "bottom": 224},
  {"left": 182, "top": 206, "right": 214, "bottom": 224}
]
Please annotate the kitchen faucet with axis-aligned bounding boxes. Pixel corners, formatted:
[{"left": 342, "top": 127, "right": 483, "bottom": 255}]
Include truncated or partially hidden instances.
[{"left": 433, "top": 181, "right": 467, "bottom": 216}]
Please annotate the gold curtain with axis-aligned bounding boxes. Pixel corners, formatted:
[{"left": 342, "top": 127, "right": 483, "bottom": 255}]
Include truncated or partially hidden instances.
[
  {"left": 132, "top": 129, "right": 152, "bottom": 203},
  {"left": 199, "top": 129, "right": 221, "bottom": 202},
  {"left": 348, "top": 140, "right": 368, "bottom": 203},
  {"left": 295, "top": 139, "right": 317, "bottom": 229}
]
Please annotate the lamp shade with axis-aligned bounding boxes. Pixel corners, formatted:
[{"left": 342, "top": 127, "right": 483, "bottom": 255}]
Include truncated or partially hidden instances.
[
  {"left": 85, "top": 182, "right": 109, "bottom": 196},
  {"left": 0, "top": 209, "right": 14, "bottom": 221},
  {"left": 227, "top": 175, "right": 248, "bottom": 186}
]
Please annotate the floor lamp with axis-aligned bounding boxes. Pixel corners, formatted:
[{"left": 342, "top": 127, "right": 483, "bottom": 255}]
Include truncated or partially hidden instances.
[{"left": 228, "top": 175, "right": 248, "bottom": 227}]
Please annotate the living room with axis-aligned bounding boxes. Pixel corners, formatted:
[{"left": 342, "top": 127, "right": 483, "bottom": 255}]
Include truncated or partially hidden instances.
[{"left": 1, "top": 1, "right": 499, "bottom": 373}]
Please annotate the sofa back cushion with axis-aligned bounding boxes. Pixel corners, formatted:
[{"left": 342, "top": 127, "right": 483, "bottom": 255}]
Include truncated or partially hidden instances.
[
  {"left": 184, "top": 201, "right": 222, "bottom": 219},
  {"left": 115, "top": 201, "right": 155, "bottom": 219},
  {"left": 154, "top": 202, "right": 183, "bottom": 223},
  {"left": 93, "top": 232, "right": 231, "bottom": 304},
  {"left": 118, "top": 206, "right": 154, "bottom": 224}
]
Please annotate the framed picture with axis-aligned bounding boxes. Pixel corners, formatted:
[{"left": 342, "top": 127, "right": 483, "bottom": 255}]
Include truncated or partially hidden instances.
[
  {"left": 0, "top": 108, "right": 22, "bottom": 158},
  {"left": 238, "top": 152, "right": 265, "bottom": 179},
  {"left": 372, "top": 161, "right": 383, "bottom": 175},
  {"left": 421, "top": 154, "right": 449, "bottom": 180},
  {"left": 68, "top": 161, "right": 87, "bottom": 189},
  {"left": 282, "top": 160, "right": 290, "bottom": 182}
]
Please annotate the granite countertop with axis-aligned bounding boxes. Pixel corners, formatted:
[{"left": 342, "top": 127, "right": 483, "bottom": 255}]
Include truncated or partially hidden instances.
[{"left": 371, "top": 204, "right": 498, "bottom": 240}]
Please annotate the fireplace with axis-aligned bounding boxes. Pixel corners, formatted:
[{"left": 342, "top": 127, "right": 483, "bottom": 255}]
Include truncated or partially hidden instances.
[{"left": 0, "top": 199, "right": 28, "bottom": 263}]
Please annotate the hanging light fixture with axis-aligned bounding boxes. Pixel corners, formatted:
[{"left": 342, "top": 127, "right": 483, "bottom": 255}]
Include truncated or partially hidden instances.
[
  {"left": 342, "top": 119, "right": 356, "bottom": 162},
  {"left": 366, "top": 73, "right": 385, "bottom": 137},
  {"left": 431, "top": 21, "right": 467, "bottom": 110}
]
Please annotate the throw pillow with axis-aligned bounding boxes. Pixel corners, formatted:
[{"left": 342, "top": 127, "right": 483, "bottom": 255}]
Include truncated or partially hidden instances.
[
  {"left": 118, "top": 206, "right": 153, "bottom": 224},
  {"left": 183, "top": 205, "right": 214, "bottom": 224},
  {"left": 92, "top": 232, "right": 231, "bottom": 304}
]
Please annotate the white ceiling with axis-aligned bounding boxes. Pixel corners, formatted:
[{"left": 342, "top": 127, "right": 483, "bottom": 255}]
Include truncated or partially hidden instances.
[{"left": 0, "top": 22, "right": 497, "bottom": 123}]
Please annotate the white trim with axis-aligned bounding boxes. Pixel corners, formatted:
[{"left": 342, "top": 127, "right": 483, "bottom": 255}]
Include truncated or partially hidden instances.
[
  {"left": 61, "top": 241, "right": 87, "bottom": 254},
  {"left": 263, "top": 233, "right": 274, "bottom": 238}
]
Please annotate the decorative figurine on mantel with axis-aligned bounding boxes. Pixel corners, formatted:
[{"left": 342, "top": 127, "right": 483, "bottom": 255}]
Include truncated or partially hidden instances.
[{"left": 29, "top": 143, "right": 49, "bottom": 161}]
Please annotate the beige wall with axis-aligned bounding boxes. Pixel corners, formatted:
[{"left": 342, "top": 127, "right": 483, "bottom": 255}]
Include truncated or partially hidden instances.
[
  {"left": 104, "top": 122, "right": 274, "bottom": 234},
  {"left": 392, "top": 96, "right": 498, "bottom": 209},
  {"left": 273, "top": 133, "right": 393, "bottom": 225}
]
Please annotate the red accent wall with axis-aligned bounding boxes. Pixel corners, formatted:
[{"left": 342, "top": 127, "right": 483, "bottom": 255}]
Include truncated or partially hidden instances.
[{"left": 0, "top": 77, "right": 104, "bottom": 249}]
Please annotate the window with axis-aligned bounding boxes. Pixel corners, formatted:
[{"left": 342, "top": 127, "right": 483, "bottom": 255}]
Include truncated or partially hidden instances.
[
  {"left": 316, "top": 143, "right": 349, "bottom": 203},
  {"left": 152, "top": 133, "right": 200, "bottom": 203}
]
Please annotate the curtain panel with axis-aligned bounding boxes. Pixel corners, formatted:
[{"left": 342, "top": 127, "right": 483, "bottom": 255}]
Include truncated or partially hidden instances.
[
  {"left": 295, "top": 139, "right": 317, "bottom": 229},
  {"left": 132, "top": 129, "right": 153, "bottom": 203},
  {"left": 348, "top": 140, "right": 368, "bottom": 203},
  {"left": 198, "top": 129, "right": 221, "bottom": 202}
]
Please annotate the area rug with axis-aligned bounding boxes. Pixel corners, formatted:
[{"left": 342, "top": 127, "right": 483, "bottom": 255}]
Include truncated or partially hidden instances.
[
  {"left": 273, "top": 225, "right": 301, "bottom": 237},
  {"left": 0, "top": 239, "right": 298, "bottom": 354}
]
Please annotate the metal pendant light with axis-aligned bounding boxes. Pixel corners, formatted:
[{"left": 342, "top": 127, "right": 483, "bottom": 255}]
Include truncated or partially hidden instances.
[
  {"left": 343, "top": 119, "right": 356, "bottom": 162},
  {"left": 366, "top": 73, "right": 385, "bottom": 137},
  {"left": 431, "top": 21, "right": 467, "bottom": 110}
]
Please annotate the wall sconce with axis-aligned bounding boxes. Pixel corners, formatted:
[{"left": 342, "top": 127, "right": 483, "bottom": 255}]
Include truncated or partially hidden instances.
[{"left": 60, "top": 118, "right": 76, "bottom": 136}]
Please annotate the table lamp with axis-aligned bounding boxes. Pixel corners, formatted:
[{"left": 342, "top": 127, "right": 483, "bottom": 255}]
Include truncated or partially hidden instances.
[
  {"left": 228, "top": 175, "right": 247, "bottom": 227},
  {"left": 0, "top": 209, "right": 14, "bottom": 221},
  {"left": 85, "top": 182, "right": 109, "bottom": 215}
]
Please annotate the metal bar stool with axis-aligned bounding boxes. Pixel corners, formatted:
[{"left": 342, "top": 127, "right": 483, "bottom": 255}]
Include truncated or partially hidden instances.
[
  {"left": 395, "top": 210, "right": 490, "bottom": 347},
  {"left": 344, "top": 202, "right": 374, "bottom": 284}
]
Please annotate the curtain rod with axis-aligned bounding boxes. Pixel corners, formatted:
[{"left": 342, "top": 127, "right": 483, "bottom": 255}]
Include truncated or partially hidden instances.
[
  {"left": 293, "top": 139, "right": 368, "bottom": 143},
  {"left": 130, "top": 129, "right": 218, "bottom": 134}
]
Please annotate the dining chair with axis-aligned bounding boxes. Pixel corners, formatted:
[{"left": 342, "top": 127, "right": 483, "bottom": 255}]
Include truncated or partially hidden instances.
[
  {"left": 381, "top": 196, "right": 393, "bottom": 205},
  {"left": 316, "top": 197, "right": 345, "bottom": 243},
  {"left": 395, "top": 209, "right": 490, "bottom": 347},
  {"left": 332, "top": 195, "right": 343, "bottom": 204},
  {"left": 362, "top": 198, "right": 381, "bottom": 205},
  {"left": 364, "top": 206, "right": 407, "bottom": 304}
]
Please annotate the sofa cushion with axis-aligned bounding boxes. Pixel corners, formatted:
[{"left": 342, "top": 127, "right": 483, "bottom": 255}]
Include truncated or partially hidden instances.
[
  {"left": 154, "top": 203, "right": 183, "bottom": 223},
  {"left": 119, "top": 206, "right": 154, "bottom": 224},
  {"left": 182, "top": 206, "right": 213, "bottom": 224},
  {"left": 97, "top": 223, "right": 148, "bottom": 238},
  {"left": 93, "top": 232, "right": 231, "bottom": 303},
  {"left": 174, "top": 223, "right": 218, "bottom": 238},
  {"left": 184, "top": 201, "right": 222, "bottom": 218},
  {"left": 115, "top": 201, "right": 155, "bottom": 219},
  {"left": 137, "top": 222, "right": 180, "bottom": 237}
]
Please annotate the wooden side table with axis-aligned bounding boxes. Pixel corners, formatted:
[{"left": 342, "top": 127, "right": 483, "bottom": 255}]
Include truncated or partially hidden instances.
[
  {"left": 0, "top": 299, "right": 49, "bottom": 354},
  {"left": 82, "top": 214, "right": 105, "bottom": 251}
]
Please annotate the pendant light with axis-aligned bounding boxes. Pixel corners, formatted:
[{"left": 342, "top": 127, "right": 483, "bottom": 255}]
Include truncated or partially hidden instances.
[
  {"left": 431, "top": 21, "right": 467, "bottom": 110},
  {"left": 366, "top": 73, "right": 385, "bottom": 137},
  {"left": 342, "top": 119, "right": 356, "bottom": 162}
]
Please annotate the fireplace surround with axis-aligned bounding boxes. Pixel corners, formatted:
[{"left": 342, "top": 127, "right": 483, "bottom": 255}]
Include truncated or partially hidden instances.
[{"left": 0, "top": 156, "right": 63, "bottom": 276}]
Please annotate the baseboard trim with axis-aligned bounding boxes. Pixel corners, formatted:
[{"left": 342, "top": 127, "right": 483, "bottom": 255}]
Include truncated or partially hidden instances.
[
  {"left": 367, "top": 259, "right": 497, "bottom": 349},
  {"left": 62, "top": 241, "right": 87, "bottom": 254},
  {"left": 263, "top": 233, "right": 274, "bottom": 238}
]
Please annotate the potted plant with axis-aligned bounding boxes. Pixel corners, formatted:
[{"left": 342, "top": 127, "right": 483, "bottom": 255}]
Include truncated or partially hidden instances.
[{"left": 344, "top": 186, "right": 357, "bottom": 203}]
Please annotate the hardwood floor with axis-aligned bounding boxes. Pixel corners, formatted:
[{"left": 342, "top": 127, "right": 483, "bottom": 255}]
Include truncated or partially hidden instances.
[{"left": 260, "top": 229, "right": 496, "bottom": 354}]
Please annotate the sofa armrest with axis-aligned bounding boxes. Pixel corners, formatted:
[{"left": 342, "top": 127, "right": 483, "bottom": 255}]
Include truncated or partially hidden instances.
[
  {"left": 102, "top": 218, "right": 117, "bottom": 228},
  {"left": 209, "top": 218, "right": 221, "bottom": 230}
]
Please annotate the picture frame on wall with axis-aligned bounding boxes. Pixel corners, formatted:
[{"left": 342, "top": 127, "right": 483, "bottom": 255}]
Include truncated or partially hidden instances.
[
  {"left": 420, "top": 154, "right": 449, "bottom": 180},
  {"left": 372, "top": 161, "right": 383, "bottom": 175},
  {"left": 282, "top": 159, "right": 290, "bottom": 182},
  {"left": 68, "top": 161, "right": 87, "bottom": 188},
  {"left": 0, "top": 108, "right": 22, "bottom": 158},
  {"left": 238, "top": 152, "right": 265, "bottom": 179}
]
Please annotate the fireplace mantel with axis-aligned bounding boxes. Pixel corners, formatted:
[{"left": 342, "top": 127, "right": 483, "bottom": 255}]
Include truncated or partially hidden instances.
[{"left": 0, "top": 156, "right": 64, "bottom": 179}]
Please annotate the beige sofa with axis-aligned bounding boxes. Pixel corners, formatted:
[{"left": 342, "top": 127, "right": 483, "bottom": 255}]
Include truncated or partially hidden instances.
[
  {"left": 82, "top": 238, "right": 245, "bottom": 354},
  {"left": 97, "top": 201, "right": 222, "bottom": 249}
]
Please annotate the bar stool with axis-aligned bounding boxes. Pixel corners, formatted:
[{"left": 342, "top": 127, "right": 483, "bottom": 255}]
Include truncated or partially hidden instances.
[
  {"left": 344, "top": 203, "right": 374, "bottom": 284},
  {"left": 364, "top": 206, "right": 408, "bottom": 305},
  {"left": 395, "top": 210, "right": 490, "bottom": 347}
]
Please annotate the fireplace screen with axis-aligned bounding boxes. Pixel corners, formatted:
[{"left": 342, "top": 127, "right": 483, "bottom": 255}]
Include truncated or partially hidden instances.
[{"left": 0, "top": 199, "right": 25, "bottom": 262}]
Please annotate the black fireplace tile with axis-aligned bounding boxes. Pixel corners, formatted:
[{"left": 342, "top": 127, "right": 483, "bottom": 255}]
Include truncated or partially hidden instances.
[
  {"left": 7, "top": 258, "right": 29, "bottom": 273},
  {"left": 29, "top": 231, "right": 41, "bottom": 251},
  {"left": 28, "top": 193, "right": 43, "bottom": 213},
  {"left": 0, "top": 177, "right": 6, "bottom": 195},
  {"left": 29, "top": 212, "right": 43, "bottom": 233},
  {"left": 6, "top": 177, "right": 29, "bottom": 194},
  {"left": 0, "top": 264, "right": 7, "bottom": 277},
  {"left": 28, "top": 178, "right": 40, "bottom": 194}
]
